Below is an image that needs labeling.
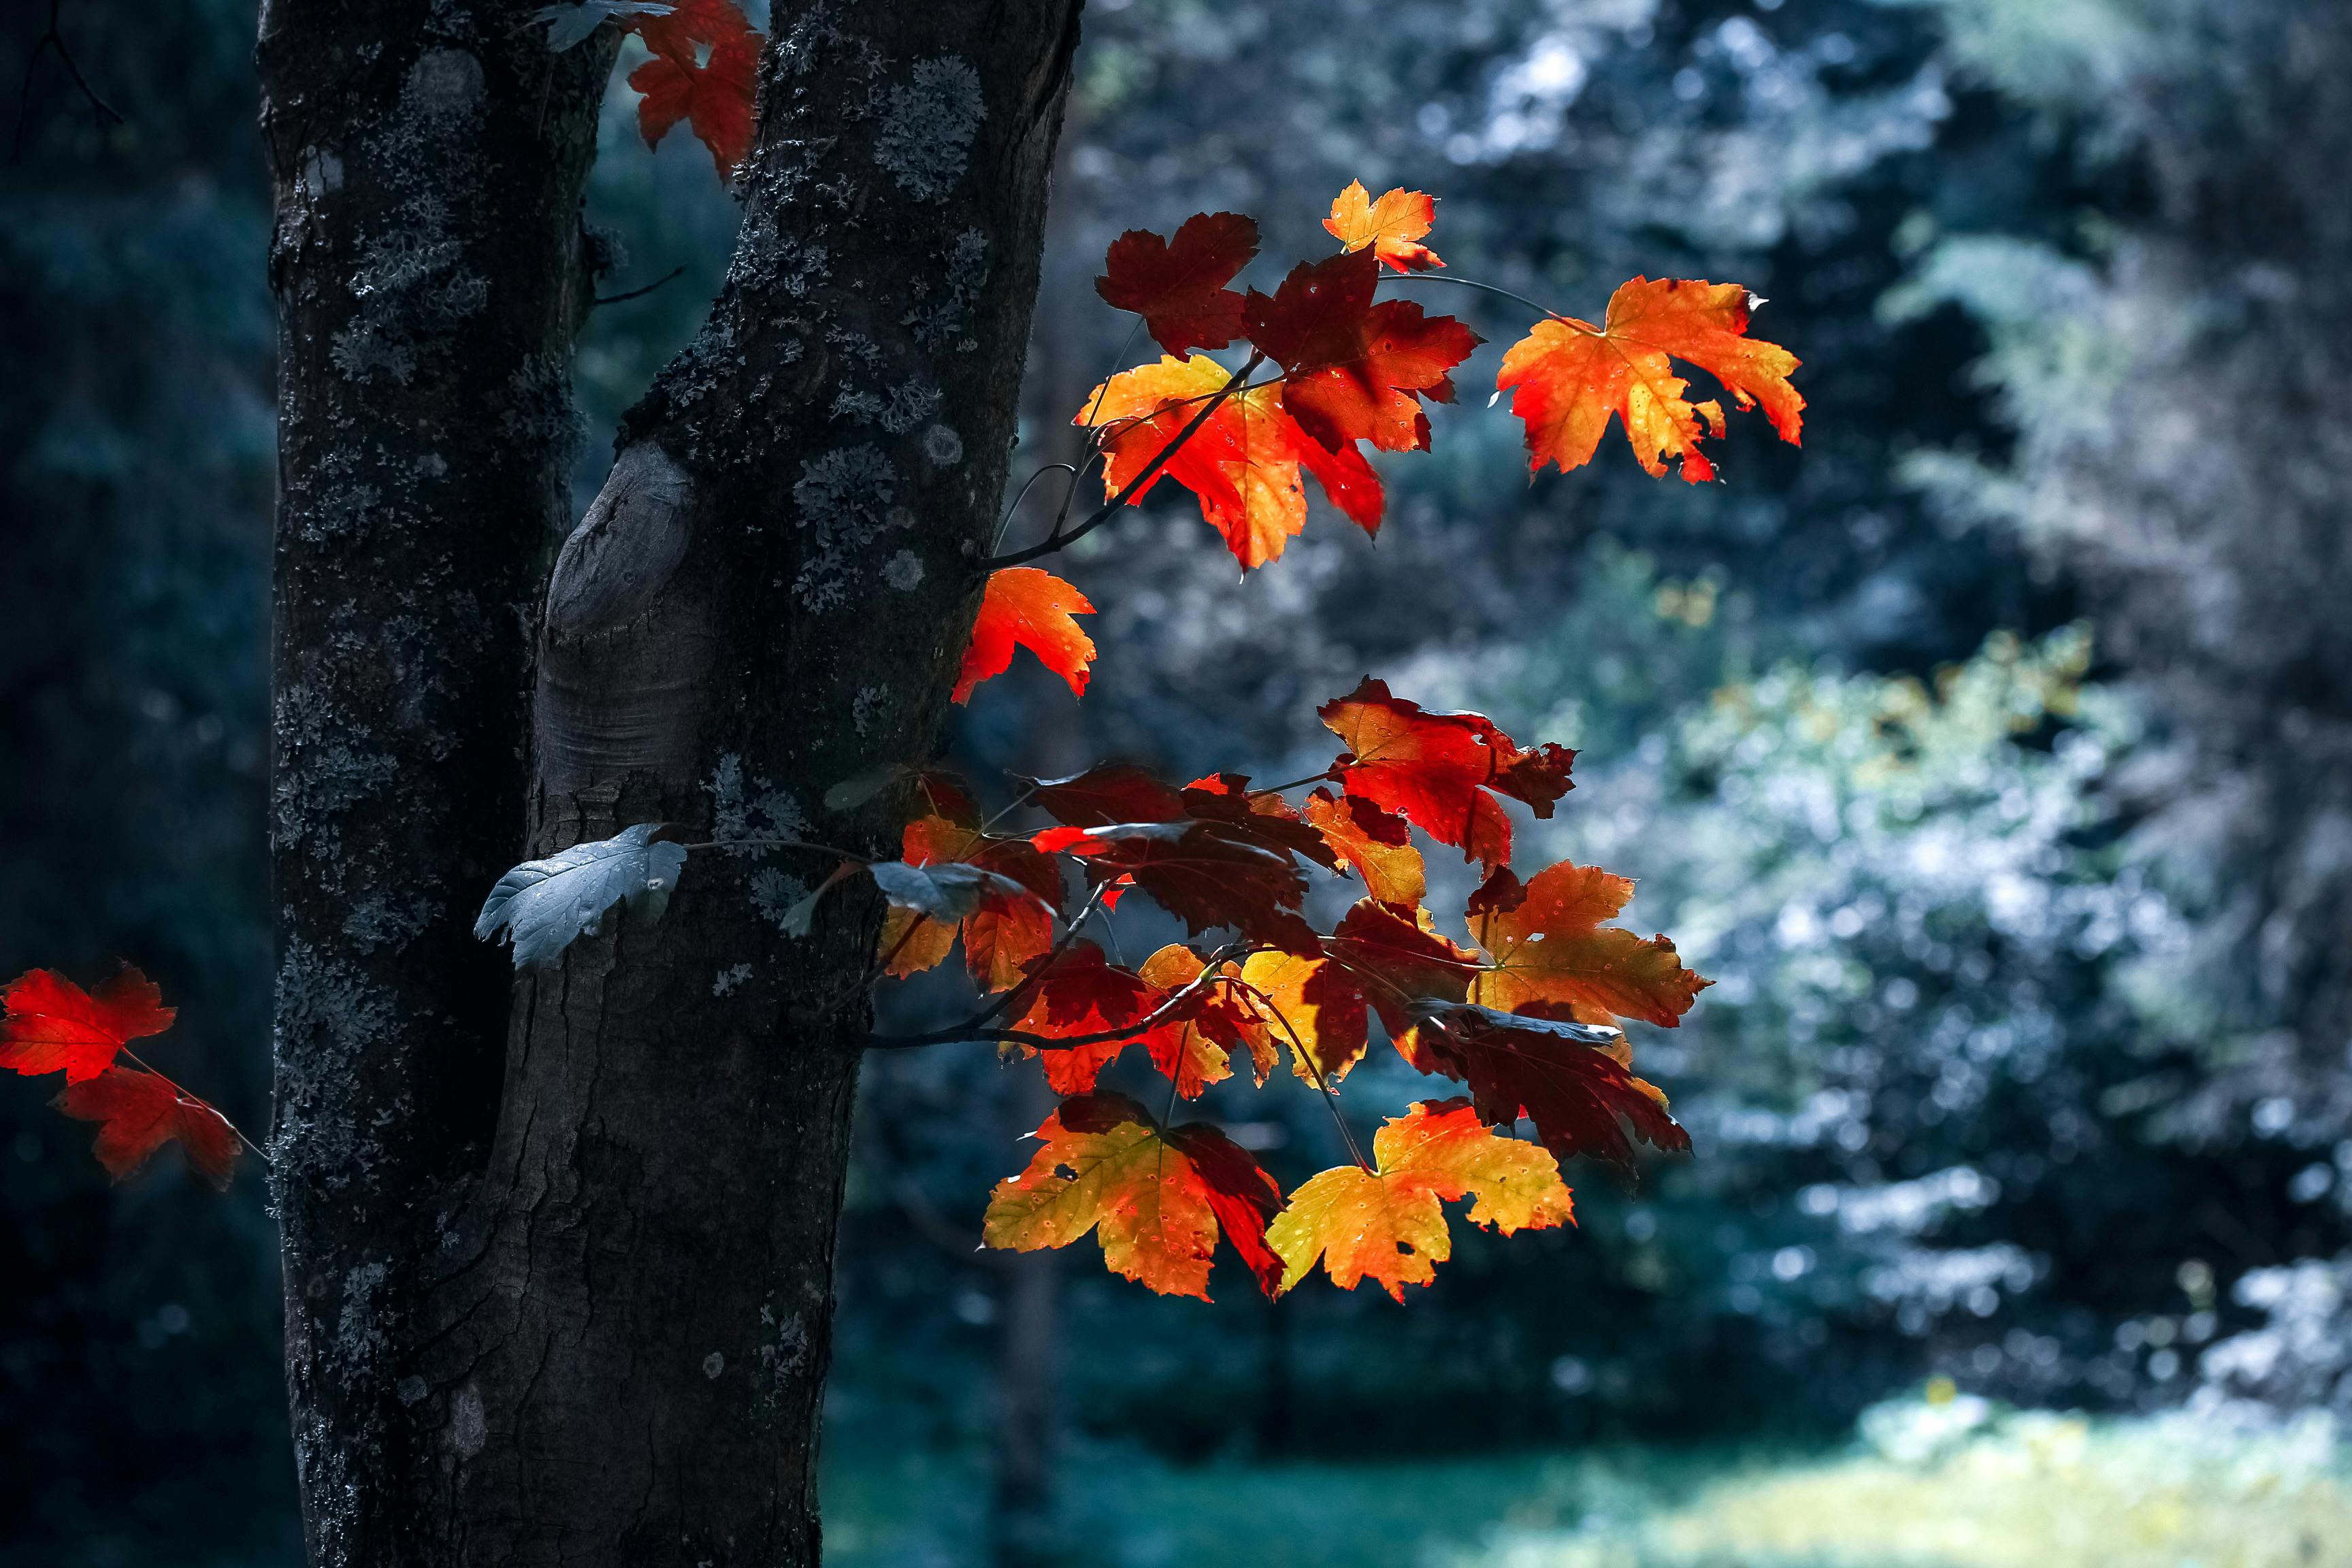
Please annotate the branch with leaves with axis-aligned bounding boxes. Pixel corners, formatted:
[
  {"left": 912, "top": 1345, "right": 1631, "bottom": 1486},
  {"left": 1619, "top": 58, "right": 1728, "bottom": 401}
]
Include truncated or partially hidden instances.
[{"left": 7, "top": 9, "right": 1809, "bottom": 1307}]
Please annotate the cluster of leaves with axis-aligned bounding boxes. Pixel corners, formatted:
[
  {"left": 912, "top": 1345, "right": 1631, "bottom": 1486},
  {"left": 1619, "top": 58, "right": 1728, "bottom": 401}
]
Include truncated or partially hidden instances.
[
  {"left": 951, "top": 183, "right": 1802, "bottom": 708},
  {"left": 0, "top": 88, "right": 1799, "bottom": 1304},
  {"left": 850, "top": 679, "right": 1708, "bottom": 1301},
  {"left": 0, "top": 967, "right": 241, "bottom": 1188}
]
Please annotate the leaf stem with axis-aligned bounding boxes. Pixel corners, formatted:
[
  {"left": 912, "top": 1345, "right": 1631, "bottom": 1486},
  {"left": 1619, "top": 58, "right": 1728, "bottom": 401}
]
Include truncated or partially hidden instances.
[{"left": 118, "top": 1047, "right": 272, "bottom": 1166}]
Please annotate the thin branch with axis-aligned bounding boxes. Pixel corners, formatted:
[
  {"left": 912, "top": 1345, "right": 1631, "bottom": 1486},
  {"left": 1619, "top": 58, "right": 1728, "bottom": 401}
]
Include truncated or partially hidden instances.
[
  {"left": 592, "top": 265, "right": 687, "bottom": 307},
  {"left": 1385, "top": 272, "right": 1571, "bottom": 324},
  {"left": 1220, "top": 975, "right": 1373, "bottom": 1173},
  {"left": 12, "top": 0, "right": 122, "bottom": 162},
  {"left": 983, "top": 350, "right": 1268, "bottom": 569},
  {"left": 869, "top": 935, "right": 1245, "bottom": 1053},
  {"left": 1245, "top": 770, "right": 1340, "bottom": 799},
  {"left": 118, "top": 1047, "right": 272, "bottom": 1166}
]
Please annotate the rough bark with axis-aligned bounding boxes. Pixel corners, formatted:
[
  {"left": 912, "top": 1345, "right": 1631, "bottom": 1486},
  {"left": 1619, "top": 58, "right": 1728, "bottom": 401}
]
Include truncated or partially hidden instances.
[
  {"left": 418, "top": 5, "right": 1083, "bottom": 1567},
  {"left": 258, "top": 4, "right": 614, "bottom": 1564}
]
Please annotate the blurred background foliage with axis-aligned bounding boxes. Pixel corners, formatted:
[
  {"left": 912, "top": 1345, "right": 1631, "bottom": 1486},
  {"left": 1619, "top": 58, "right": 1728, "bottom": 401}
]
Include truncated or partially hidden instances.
[{"left": 5, "top": 0, "right": 2352, "bottom": 1565}]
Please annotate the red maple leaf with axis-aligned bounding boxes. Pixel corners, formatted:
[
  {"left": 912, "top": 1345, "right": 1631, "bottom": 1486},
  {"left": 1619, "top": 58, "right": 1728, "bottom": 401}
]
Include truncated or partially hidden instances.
[
  {"left": 0, "top": 966, "right": 176, "bottom": 1083},
  {"left": 1396, "top": 1002, "right": 1688, "bottom": 1178},
  {"left": 1318, "top": 679, "right": 1575, "bottom": 870},
  {"left": 1006, "top": 943, "right": 1160, "bottom": 1094},
  {"left": 953, "top": 567, "right": 1097, "bottom": 704},
  {"left": 625, "top": 1, "right": 762, "bottom": 178},
  {"left": 1243, "top": 249, "right": 1481, "bottom": 455},
  {"left": 55, "top": 1066, "right": 240, "bottom": 1190},
  {"left": 1096, "top": 212, "right": 1260, "bottom": 357}
]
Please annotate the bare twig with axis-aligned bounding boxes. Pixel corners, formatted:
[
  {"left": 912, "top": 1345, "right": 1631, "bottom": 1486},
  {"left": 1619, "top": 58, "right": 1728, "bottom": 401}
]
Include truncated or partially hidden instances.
[
  {"left": 12, "top": 0, "right": 122, "bottom": 161},
  {"left": 593, "top": 265, "right": 688, "bottom": 307}
]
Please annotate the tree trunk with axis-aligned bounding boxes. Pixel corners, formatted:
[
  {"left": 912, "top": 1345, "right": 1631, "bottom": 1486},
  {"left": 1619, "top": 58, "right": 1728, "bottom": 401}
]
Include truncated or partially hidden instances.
[
  {"left": 266, "top": 1, "right": 1084, "bottom": 1564},
  {"left": 259, "top": 5, "right": 615, "bottom": 1563}
]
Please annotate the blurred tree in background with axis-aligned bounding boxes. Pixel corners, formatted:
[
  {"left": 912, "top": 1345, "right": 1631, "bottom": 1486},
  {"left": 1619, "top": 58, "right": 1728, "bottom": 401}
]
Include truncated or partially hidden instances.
[{"left": 4, "top": 1, "right": 2349, "bottom": 1565}]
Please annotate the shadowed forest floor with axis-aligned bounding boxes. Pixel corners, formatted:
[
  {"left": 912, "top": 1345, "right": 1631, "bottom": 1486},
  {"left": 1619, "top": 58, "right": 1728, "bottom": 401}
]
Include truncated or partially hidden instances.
[{"left": 824, "top": 1395, "right": 2352, "bottom": 1568}]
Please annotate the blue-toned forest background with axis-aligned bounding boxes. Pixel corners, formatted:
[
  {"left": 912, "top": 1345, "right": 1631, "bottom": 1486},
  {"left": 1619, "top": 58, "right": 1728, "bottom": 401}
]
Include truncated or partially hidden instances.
[{"left": 6, "top": 1, "right": 2351, "bottom": 1565}]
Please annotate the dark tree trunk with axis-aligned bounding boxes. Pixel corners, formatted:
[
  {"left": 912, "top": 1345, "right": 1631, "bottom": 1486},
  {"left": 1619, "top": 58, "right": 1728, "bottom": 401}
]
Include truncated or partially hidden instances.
[
  {"left": 267, "top": 1, "right": 1084, "bottom": 1564},
  {"left": 259, "top": 5, "right": 615, "bottom": 1563}
]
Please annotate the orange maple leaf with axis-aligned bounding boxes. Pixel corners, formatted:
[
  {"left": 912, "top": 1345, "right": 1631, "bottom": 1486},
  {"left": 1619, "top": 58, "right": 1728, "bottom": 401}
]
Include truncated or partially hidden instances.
[
  {"left": 881, "top": 806, "right": 1062, "bottom": 991},
  {"left": 1096, "top": 212, "right": 1259, "bottom": 357},
  {"left": 1267, "top": 1099, "right": 1572, "bottom": 1299},
  {"left": 1496, "top": 276, "right": 1803, "bottom": 483},
  {"left": 953, "top": 567, "right": 1096, "bottom": 704},
  {"left": 1318, "top": 678, "right": 1575, "bottom": 870},
  {"left": 1324, "top": 181, "right": 1445, "bottom": 273},
  {"left": 1, "top": 966, "right": 176, "bottom": 1083},
  {"left": 1465, "top": 862, "right": 1710, "bottom": 1028},
  {"left": 55, "top": 1066, "right": 240, "bottom": 1190},
  {"left": 1079, "top": 355, "right": 1383, "bottom": 568},
  {"left": 1301, "top": 788, "right": 1426, "bottom": 907},
  {"left": 983, "top": 1091, "right": 1283, "bottom": 1299}
]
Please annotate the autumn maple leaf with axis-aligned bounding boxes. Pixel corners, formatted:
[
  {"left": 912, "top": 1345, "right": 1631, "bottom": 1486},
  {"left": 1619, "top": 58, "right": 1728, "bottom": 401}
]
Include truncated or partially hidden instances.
[
  {"left": 953, "top": 567, "right": 1097, "bottom": 704},
  {"left": 879, "top": 804, "right": 1063, "bottom": 991},
  {"left": 1134, "top": 944, "right": 1276, "bottom": 1096},
  {"left": 1496, "top": 276, "right": 1803, "bottom": 483},
  {"left": 1267, "top": 1098, "right": 1573, "bottom": 1299},
  {"left": 1034, "top": 820, "right": 1315, "bottom": 949},
  {"left": 1, "top": 966, "right": 176, "bottom": 1083},
  {"left": 1396, "top": 1002, "right": 1690, "bottom": 1177},
  {"left": 55, "top": 1066, "right": 240, "bottom": 1189},
  {"left": 1234, "top": 949, "right": 1369, "bottom": 1083},
  {"left": 1319, "top": 678, "right": 1575, "bottom": 870},
  {"left": 1245, "top": 248, "right": 1482, "bottom": 455},
  {"left": 624, "top": 0, "right": 762, "bottom": 177},
  {"left": 1079, "top": 355, "right": 1383, "bottom": 568},
  {"left": 984, "top": 1091, "right": 1284, "bottom": 1299},
  {"left": 1004, "top": 943, "right": 1161, "bottom": 1095},
  {"left": 1096, "top": 212, "right": 1260, "bottom": 357},
  {"left": 1301, "top": 788, "right": 1426, "bottom": 906},
  {"left": 1465, "top": 862, "right": 1709, "bottom": 1028},
  {"left": 1324, "top": 182, "right": 1445, "bottom": 273}
]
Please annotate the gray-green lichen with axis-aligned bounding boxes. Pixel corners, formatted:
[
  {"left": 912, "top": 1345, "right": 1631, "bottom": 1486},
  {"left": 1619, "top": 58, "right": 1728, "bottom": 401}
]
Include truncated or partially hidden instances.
[
  {"left": 790, "top": 444, "right": 900, "bottom": 610},
  {"left": 872, "top": 57, "right": 984, "bottom": 201},
  {"left": 902, "top": 228, "right": 988, "bottom": 350}
]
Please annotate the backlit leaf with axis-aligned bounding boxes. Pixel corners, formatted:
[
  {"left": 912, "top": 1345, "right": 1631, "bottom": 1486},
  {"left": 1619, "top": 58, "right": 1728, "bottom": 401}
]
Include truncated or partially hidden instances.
[
  {"left": 1324, "top": 181, "right": 1445, "bottom": 273},
  {"left": 0, "top": 966, "right": 176, "bottom": 1084},
  {"left": 983, "top": 1091, "right": 1283, "bottom": 1300},
  {"left": 55, "top": 1067, "right": 240, "bottom": 1190},
  {"left": 953, "top": 568, "right": 1096, "bottom": 704},
  {"left": 1267, "top": 1098, "right": 1572, "bottom": 1299},
  {"left": 1319, "top": 679, "right": 1575, "bottom": 869},
  {"left": 1096, "top": 212, "right": 1259, "bottom": 357},
  {"left": 1496, "top": 276, "right": 1802, "bottom": 483}
]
